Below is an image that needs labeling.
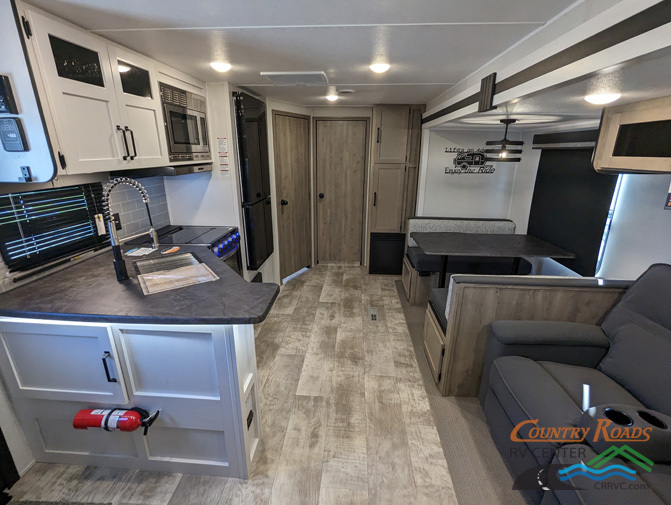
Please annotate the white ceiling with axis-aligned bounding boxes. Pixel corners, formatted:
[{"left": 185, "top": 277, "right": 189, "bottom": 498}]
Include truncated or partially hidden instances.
[
  {"left": 447, "top": 47, "right": 671, "bottom": 131},
  {"left": 25, "top": 0, "right": 577, "bottom": 106}
]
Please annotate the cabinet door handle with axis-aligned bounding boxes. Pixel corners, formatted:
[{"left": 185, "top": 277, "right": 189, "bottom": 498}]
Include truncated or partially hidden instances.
[
  {"left": 102, "top": 351, "right": 118, "bottom": 383},
  {"left": 125, "top": 127, "right": 137, "bottom": 160},
  {"left": 280, "top": 199, "right": 289, "bottom": 206},
  {"left": 116, "top": 125, "right": 130, "bottom": 160},
  {"left": 373, "top": 192, "right": 377, "bottom": 207},
  {"left": 376, "top": 127, "right": 381, "bottom": 144}
]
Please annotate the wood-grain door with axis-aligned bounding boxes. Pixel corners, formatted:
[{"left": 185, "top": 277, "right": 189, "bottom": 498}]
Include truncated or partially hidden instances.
[
  {"left": 315, "top": 119, "right": 368, "bottom": 263},
  {"left": 273, "top": 112, "right": 311, "bottom": 280},
  {"left": 370, "top": 164, "right": 406, "bottom": 232},
  {"left": 373, "top": 105, "right": 409, "bottom": 164}
]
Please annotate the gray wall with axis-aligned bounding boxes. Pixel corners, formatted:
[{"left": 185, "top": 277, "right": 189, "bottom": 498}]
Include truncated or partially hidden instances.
[{"left": 108, "top": 176, "right": 170, "bottom": 240}]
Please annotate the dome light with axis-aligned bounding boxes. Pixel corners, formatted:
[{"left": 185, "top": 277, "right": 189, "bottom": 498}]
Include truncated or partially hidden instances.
[
  {"left": 369, "top": 63, "right": 390, "bottom": 73},
  {"left": 210, "top": 62, "right": 232, "bottom": 72},
  {"left": 325, "top": 95, "right": 339, "bottom": 102},
  {"left": 585, "top": 93, "right": 621, "bottom": 105}
]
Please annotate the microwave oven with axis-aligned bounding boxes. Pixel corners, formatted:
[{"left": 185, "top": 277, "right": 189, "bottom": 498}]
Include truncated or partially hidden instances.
[{"left": 159, "top": 82, "right": 211, "bottom": 163}]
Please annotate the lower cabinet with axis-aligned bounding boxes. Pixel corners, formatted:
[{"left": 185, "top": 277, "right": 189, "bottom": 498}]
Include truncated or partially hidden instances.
[
  {"left": 0, "top": 319, "right": 259, "bottom": 478},
  {"left": 423, "top": 307, "right": 445, "bottom": 384}
]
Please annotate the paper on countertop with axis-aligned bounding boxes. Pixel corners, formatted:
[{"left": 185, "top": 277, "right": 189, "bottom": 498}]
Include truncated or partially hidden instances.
[
  {"left": 137, "top": 263, "right": 220, "bottom": 295},
  {"left": 125, "top": 247, "right": 155, "bottom": 257}
]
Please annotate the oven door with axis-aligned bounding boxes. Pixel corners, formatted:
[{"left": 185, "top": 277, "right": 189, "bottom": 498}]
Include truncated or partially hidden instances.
[
  {"left": 220, "top": 244, "right": 242, "bottom": 276},
  {"left": 164, "top": 104, "right": 209, "bottom": 154}
]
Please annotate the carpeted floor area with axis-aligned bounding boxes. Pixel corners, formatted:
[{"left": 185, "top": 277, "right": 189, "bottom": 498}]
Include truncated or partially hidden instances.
[{"left": 395, "top": 281, "right": 527, "bottom": 505}]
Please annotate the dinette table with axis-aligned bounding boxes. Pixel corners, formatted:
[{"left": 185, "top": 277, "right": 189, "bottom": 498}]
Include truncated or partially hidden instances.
[{"left": 410, "top": 232, "right": 575, "bottom": 288}]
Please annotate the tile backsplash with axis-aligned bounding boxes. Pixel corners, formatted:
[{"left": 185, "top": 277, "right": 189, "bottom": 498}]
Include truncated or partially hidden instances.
[{"left": 108, "top": 176, "right": 170, "bottom": 239}]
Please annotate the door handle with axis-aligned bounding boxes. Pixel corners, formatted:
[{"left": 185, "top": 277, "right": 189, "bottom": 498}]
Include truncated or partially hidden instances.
[
  {"left": 102, "top": 351, "right": 118, "bottom": 383},
  {"left": 125, "top": 127, "right": 137, "bottom": 160},
  {"left": 280, "top": 199, "right": 289, "bottom": 206},
  {"left": 319, "top": 193, "right": 324, "bottom": 199},
  {"left": 376, "top": 127, "right": 381, "bottom": 144},
  {"left": 116, "top": 125, "right": 130, "bottom": 160},
  {"left": 373, "top": 192, "right": 377, "bottom": 206}
]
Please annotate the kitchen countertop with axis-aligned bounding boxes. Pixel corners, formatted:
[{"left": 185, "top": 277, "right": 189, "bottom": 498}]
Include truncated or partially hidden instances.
[{"left": 0, "top": 246, "right": 279, "bottom": 325}]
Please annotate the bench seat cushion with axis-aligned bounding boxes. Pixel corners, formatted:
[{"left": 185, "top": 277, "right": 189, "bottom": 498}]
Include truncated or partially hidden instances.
[
  {"left": 406, "top": 247, "right": 442, "bottom": 272},
  {"left": 429, "top": 288, "right": 449, "bottom": 331}
]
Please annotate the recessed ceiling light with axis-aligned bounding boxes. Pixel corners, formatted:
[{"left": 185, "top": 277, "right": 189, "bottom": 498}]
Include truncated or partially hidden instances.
[
  {"left": 210, "top": 61, "right": 232, "bottom": 72},
  {"left": 118, "top": 64, "right": 131, "bottom": 73},
  {"left": 370, "top": 63, "right": 390, "bottom": 73},
  {"left": 325, "top": 94, "right": 339, "bottom": 102},
  {"left": 584, "top": 93, "right": 621, "bottom": 105}
]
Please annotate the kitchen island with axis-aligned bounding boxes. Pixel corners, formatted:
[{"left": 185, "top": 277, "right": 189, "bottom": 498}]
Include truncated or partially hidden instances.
[{"left": 0, "top": 246, "right": 279, "bottom": 479}]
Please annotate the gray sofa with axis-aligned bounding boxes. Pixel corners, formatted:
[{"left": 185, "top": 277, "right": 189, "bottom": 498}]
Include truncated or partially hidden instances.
[{"left": 479, "top": 263, "right": 671, "bottom": 505}]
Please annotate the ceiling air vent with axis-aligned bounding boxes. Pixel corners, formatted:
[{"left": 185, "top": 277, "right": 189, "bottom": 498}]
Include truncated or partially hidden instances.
[{"left": 260, "top": 71, "right": 328, "bottom": 86}]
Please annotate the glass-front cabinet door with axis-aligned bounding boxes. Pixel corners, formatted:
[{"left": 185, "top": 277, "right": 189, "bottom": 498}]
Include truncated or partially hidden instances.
[
  {"left": 27, "top": 9, "right": 126, "bottom": 174},
  {"left": 107, "top": 46, "right": 169, "bottom": 168}
]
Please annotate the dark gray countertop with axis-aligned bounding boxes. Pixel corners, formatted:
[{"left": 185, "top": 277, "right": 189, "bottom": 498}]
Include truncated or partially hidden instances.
[
  {"left": 0, "top": 246, "right": 279, "bottom": 325},
  {"left": 410, "top": 232, "right": 575, "bottom": 259}
]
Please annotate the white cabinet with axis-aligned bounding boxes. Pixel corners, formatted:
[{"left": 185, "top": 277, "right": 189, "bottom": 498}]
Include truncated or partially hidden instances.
[
  {"left": 25, "top": 8, "right": 169, "bottom": 175},
  {"left": 107, "top": 46, "right": 169, "bottom": 169},
  {"left": 0, "top": 318, "right": 259, "bottom": 478},
  {"left": 0, "top": 320, "right": 127, "bottom": 404},
  {"left": 28, "top": 10, "right": 125, "bottom": 174}
]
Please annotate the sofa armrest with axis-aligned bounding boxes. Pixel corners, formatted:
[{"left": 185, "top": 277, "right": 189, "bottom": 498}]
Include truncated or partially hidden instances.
[
  {"left": 490, "top": 321, "right": 610, "bottom": 347},
  {"left": 479, "top": 321, "right": 610, "bottom": 405}
]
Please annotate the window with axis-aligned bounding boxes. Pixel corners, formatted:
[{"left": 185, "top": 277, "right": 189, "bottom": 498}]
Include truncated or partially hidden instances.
[
  {"left": 595, "top": 174, "right": 624, "bottom": 273},
  {"left": 0, "top": 183, "right": 109, "bottom": 271}
]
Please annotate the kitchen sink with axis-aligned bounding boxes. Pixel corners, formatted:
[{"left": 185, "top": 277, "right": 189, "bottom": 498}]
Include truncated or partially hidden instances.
[{"left": 132, "top": 253, "right": 201, "bottom": 275}]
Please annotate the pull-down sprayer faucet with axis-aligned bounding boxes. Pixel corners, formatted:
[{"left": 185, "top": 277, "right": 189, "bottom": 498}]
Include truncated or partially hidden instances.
[{"left": 102, "top": 177, "right": 159, "bottom": 281}]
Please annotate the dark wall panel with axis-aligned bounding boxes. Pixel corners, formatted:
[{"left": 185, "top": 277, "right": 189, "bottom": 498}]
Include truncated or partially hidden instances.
[{"left": 527, "top": 149, "right": 617, "bottom": 276}]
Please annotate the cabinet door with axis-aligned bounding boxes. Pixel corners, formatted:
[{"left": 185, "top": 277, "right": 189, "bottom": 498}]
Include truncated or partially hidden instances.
[
  {"left": 374, "top": 105, "right": 409, "bottom": 163},
  {"left": 370, "top": 164, "right": 406, "bottom": 232},
  {"left": 27, "top": 10, "right": 125, "bottom": 174},
  {"left": 406, "top": 107, "right": 423, "bottom": 168},
  {"left": 0, "top": 320, "right": 127, "bottom": 404},
  {"left": 108, "top": 46, "right": 169, "bottom": 169}
]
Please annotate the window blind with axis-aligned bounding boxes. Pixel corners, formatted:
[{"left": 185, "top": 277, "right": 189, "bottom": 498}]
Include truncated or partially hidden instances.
[{"left": 0, "top": 183, "right": 109, "bottom": 272}]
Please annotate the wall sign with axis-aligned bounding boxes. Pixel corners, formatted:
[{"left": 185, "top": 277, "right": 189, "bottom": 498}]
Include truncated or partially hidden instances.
[{"left": 444, "top": 147, "right": 496, "bottom": 175}]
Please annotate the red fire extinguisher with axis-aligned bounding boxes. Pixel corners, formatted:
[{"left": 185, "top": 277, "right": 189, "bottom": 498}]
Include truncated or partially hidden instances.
[{"left": 73, "top": 407, "right": 160, "bottom": 436}]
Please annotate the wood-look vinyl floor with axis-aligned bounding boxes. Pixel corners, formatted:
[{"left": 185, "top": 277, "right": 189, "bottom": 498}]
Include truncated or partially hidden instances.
[{"left": 9, "top": 264, "right": 458, "bottom": 505}]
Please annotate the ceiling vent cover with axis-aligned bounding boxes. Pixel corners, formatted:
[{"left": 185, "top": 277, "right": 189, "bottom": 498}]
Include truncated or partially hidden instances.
[{"left": 260, "top": 71, "right": 328, "bottom": 86}]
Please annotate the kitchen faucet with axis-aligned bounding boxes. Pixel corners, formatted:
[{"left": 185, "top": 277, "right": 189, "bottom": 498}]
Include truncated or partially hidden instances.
[{"left": 102, "top": 177, "right": 159, "bottom": 281}]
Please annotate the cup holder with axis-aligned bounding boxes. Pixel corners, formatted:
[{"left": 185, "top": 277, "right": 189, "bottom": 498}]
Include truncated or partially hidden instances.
[
  {"left": 603, "top": 408, "right": 634, "bottom": 426},
  {"left": 638, "top": 410, "right": 668, "bottom": 429}
]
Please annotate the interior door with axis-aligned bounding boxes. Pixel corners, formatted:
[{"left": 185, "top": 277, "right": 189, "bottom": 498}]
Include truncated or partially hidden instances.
[
  {"left": 315, "top": 119, "right": 367, "bottom": 263},
  {"left": 273, "top": 112, "right": 311, "bottom": 280},
  {"left": 107, "top": 46, "right": 169, "bottom": 168},
  {"left": 27, "top": 9, "right": 124, "bottom": 174}
]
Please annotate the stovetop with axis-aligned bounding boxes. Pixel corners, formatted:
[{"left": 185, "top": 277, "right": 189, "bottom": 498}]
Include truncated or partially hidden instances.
[{"left": 127, "top": 225, "right": 236, "bottom": 246}]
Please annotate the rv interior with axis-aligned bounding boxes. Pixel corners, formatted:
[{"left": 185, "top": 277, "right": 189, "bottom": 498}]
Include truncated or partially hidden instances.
[{"left": 0, "top": 1, "right": 670, "bottom": 504}]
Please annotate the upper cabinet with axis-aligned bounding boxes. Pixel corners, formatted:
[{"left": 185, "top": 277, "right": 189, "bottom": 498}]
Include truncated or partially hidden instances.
[
  {"left": 107, "top": 46, "right": 168, "bottom": 169},
  {"left": 373, "top": 105, "right": 410, "bottom": 164},
  {"left": 24, "top": 7, "right": 173, "bottom": 175}
]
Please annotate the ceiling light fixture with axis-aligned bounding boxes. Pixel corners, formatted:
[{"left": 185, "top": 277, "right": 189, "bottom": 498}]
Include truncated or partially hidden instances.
[
  {"left": 369, "top": 63, "right": 390, "bottom": 73},
  {"left": 325, "top": 94, "right": 339, "bottom": 102},
  {"left": 485, "top": 119, "right": 524, "bottom": 163},
  {"left": 117, "top": 64, "right": 131, "bottom": 73},
  {"left": 584, "top": 93, "right": 621, "bottom": 105},
  {"left": 210, "top": 61, "right": 232, "bottom": 72}
]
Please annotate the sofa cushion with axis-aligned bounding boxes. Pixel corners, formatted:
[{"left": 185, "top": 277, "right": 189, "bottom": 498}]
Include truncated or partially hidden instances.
[
  {"left": 538, "top": 361, "right": 644, "bottom": 409},
  {"left": 599, "top": 263, "right": 671, "bottom": 416},
  {"left": 406, "top": 247, "right": 442, "bottom": 272},
  {"left": 429, "top": 288, "right": 449, "bottom": 331},
  {"left": 489, "top": 356, "right": 583, "bottom": 465}
]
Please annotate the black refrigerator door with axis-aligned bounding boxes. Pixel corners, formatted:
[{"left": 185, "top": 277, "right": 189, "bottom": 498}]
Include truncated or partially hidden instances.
[
  {"left": 242, "top": 198, "right": 274, "bottom": 270},
  {"left": 234, "top": 92, "right": 271, "bottom": 203}
]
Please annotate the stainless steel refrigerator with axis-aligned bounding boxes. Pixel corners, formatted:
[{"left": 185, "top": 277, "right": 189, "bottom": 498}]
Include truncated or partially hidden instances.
[{"left": 233, "top": 92, "right": 274, "bottom": 270}]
